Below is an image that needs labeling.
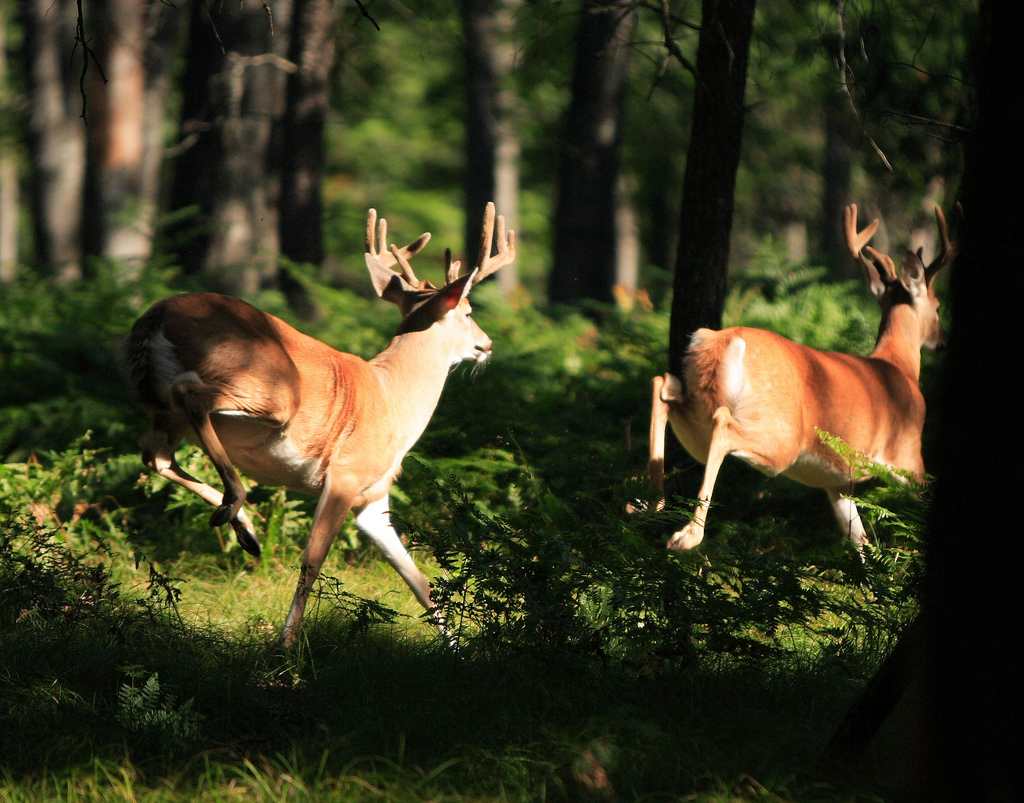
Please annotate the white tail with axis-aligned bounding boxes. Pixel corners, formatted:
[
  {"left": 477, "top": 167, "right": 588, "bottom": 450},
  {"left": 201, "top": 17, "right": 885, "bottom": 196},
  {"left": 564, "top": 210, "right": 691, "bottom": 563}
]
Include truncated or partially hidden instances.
[
  {"left": 638, "top": 204, "right": 953, "bottom": 551},
  {"left": 127, "top": 204, "right": 515, "bottom": 646}
]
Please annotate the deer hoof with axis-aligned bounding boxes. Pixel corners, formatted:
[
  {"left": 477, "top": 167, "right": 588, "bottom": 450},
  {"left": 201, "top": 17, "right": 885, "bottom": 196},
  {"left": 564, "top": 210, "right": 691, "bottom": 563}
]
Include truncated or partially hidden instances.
[
  {"left": 667, "top": 523, "right": 704, "bottom": 551},
  {"left": 232, "top": 519, "right": 262, "bottom": 558},
  {"left": 209, "top": 504, "right": 233, "bottom": 527}
]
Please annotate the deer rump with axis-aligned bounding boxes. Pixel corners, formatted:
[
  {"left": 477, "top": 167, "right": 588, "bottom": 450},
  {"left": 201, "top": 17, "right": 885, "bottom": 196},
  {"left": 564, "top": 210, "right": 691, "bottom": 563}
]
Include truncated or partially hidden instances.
[{"left": 670, "top": 326, "right": 925, "bottom": 489}]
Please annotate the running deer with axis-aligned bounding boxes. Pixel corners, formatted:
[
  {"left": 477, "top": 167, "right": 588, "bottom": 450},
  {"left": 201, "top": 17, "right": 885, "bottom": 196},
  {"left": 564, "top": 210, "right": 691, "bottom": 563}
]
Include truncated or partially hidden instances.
[
  {"left": 126, "top": 204, "right": 515, "bottom": 645},
  {"left": 635, "top": 205, "right": 953, "bottom": 551}
]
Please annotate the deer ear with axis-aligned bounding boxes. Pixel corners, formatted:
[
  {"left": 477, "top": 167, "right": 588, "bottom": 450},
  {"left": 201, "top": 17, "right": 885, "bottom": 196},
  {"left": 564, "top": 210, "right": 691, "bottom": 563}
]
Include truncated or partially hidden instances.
[
  {"left": 435, "top": 269, "right": 479, "bottom": 314},
  {"left": 366, "top": 254, "right": 412, "bottom": 305},
  {"left": 899, "top": 251, "right": 927, "bottom": 297},
  {"left": 861, "top": 247, "right": 890, "bottom": 298}
]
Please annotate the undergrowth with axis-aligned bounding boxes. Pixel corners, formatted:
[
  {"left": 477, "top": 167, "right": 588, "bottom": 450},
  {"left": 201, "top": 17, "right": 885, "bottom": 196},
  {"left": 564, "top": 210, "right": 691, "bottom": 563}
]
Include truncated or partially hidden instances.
[{"left": 0, "top": 258, "right": 935, "bottom": 800}]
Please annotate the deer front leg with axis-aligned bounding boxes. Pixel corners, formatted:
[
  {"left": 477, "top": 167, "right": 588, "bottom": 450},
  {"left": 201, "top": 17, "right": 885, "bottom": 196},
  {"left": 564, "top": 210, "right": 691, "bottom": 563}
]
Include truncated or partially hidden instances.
[
  {"left": 141, "top": 428, "right": 261, "bottom": 557},
  {"left": 354, "top": 495, "right": 452, "bottom": 646},
  {"left": 282, "top": 474, "right": 353, "bottom": 648},
  {"left": 826, "top": 487, "right": 869, "bottom": 547}
]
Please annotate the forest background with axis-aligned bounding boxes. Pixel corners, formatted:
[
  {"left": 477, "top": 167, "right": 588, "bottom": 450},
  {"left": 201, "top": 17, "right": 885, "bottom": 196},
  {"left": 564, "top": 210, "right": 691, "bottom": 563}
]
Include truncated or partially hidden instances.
[{"left": 2, "top": 0, "right": 1016, "bottom": 801}]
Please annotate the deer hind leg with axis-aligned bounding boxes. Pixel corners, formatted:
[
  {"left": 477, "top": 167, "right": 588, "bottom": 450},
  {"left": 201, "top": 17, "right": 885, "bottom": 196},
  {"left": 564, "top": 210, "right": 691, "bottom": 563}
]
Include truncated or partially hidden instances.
[
  {"left": 627, "top": 373, "right": 675, "bottom": 514},
  {"left": 667, "top": 404, "right": 735, "bottom": 551},
  {"left": 353, "top": 495, "right": 453, "bottom": 646},
  {"left": 825, "top": 487, "right": 869, "bottom": 547},
  {"left": 168, "top": 373, "right": 249, "bottom": 533},
  {"left": 140, "top": 413, "right": 261, "bottom": 556},
  {"left": 282, "top": 472, "right": 354, "bottom": 648},
  {"left": 667, "top": 404, "right": 797, "bottom": 551}
]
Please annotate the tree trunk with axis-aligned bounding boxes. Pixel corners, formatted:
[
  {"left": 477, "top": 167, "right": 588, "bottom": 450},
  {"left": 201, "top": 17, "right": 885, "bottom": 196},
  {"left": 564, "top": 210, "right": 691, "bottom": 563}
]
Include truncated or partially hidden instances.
[
  {"left": 83, "top": 0, "right": 150, "bottom": 272},
  {"left": 140, "top": 0, "right": 184, "bottom": 254},
  {"left": 0, "top": 6, "right": 18, "bottom": 281},
  {"left": 461, "top": 0, "right": 521, "bottom": 296},
  {"left": 169, "top": 0, "right": 294, "bottom": 295},
  {"left": 819, "top": 101, "right": 854, "bottom": 277},
  {"left": 910, "top": 1, "right": 1024, "bottom": 797},
  {"left": 278, "top": 0, "right": 336, "bottom": 318},
  {"left": 20, "top": 0, "right": 86, "bottom": 281},
  {"left": 668, "top": 0, "right": 756, "bottom": 374},
  {"left": 548, "top": 0, "right": 635, "bottom": 307}
]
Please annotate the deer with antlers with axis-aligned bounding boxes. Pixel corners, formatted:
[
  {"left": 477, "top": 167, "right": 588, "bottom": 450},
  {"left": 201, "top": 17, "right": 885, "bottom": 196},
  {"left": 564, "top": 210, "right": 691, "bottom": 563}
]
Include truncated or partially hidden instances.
[
  {"left": 127, "top": 204, "right": 515, "bottom": 645},
  {"left": 635, "top": 205, "right": 953, "bottom": 551}
]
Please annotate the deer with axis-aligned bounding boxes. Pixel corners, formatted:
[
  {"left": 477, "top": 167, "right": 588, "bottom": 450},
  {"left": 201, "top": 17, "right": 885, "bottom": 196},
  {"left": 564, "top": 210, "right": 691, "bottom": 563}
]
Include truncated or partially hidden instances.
[
  {"left": 126, "top": 203, "right": 515, "bottom": 646},
  {"left": 634, "top": 204, "right": 953, "bottom": 552}
]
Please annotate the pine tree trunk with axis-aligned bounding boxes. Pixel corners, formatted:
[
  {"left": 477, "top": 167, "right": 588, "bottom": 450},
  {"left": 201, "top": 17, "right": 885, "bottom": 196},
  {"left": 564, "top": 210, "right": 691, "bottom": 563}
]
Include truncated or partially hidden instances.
[
  {"left": 462, "top": 0, "right": 521, "bottom": 295},
  {"left": 819, "top": 102, "right": 854, "bottom": 277},
  {"left": 667, "top": 0, "right": 756, "bottom": 374},
  {"left": 277, "top": 0, "right": 336, "bottom": 318},
  {"left": 912, "top": 0, "right": 1024, "bottom": 796},
  {"left": 83, "top": 0, "right": 149, "bottom": 272},
  {"left": 548, "top": 0, "right": 635, "bottom": 307},
  {"left": 20, "top": 0, "right": 86, "bottom": 281},
  {"left": 169, "top": 0, "right": 294, "bottom": 295},
  {"left": 0, "top": 6, "right": 18, "bottom": 281}
]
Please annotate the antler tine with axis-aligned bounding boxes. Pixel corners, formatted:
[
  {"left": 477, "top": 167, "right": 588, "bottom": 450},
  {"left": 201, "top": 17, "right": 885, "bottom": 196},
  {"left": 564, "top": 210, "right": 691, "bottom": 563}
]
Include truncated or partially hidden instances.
[
  {"left": 445, "top": 248, "right": 462, "bottom": 284},
  {"left": 390, "top": 244, "right": 424, "bottom": 288},
  {"left": 926, "top": 205, "right": 956, "bottom": 281},
  {"left": 365, "top": 208, "right": 432, "bottom": 287},
  {"left": 472, "top": 202, "right": 517, "bottom": 285},
  {"left": 863, "top": 246, "right": 899, "bottom": 283},
  {"left": 843, "top": 204, "right": 881, "bottom": 260}
]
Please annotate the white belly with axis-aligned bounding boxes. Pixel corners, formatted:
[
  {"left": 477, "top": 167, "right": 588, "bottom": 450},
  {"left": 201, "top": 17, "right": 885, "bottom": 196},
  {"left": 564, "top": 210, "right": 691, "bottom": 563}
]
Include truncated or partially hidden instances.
[{"left": 211, "top": 412, "right": 322, "bottom": 493}]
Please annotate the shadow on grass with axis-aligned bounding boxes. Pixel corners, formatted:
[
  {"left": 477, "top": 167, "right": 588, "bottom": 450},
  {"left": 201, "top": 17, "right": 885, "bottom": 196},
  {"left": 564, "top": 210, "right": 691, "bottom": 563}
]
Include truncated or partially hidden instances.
[{"left": 1, "top": 587, "right": 909, "bottom": 801}]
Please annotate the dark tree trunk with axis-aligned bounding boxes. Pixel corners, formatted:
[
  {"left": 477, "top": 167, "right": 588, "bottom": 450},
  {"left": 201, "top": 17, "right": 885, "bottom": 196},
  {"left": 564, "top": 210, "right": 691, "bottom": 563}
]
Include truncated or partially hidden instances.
[
  {"left": 910, "top": 0, "right": 1024, "bottom": 797},
  {"left": 20, "top": 0, "right": 86, "bottom": 281},
  {"left": 169, "top": 0, "right": 293, "bottom": 295},
  {"left": 548, "top": 0, "right": 635, "bottom": 307},
  {"left": 140, "top": 0, "right": 184, "bottom": 249},
  {"left": 819, "top": 98, "right": 854, "bottom": 277},
  {"left": 278, "top": 0, "right": 336, "bottom": 317},
  {"left": 462, "top": 0, "right": 521, "bottom": 295},
  {"left": 83, "top": 0, "right": 150, "bottom": 271},
  {"left": 667, "top": 0, "right": 756, "bottom": 374}
]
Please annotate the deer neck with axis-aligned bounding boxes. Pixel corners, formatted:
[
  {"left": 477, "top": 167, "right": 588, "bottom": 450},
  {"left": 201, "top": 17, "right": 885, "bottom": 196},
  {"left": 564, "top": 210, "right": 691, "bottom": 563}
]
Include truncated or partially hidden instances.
[
  {"left": 870, "top": 304, "right": 923, "bottom": 382},
  {"left": 369, "top": 327, "right": 456, "bottom": 448}
]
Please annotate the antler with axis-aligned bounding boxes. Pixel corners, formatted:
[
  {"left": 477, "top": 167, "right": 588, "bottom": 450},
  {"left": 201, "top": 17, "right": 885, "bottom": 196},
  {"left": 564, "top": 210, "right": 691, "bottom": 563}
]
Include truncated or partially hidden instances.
[
  {"left": 470, "top": 202, "right": 516, "bottom": 285},
  {"left": 844, "top": 204, "right": 897, "bottom": 293},
  {"left": 925, "top": 205, "right": 956, "bottom": 283},
  {"left": 366, "top": 209, "right": 433, "bottom": 290},
  {"left": 444, "top": 248, "right": 462, "bottom": 285}
]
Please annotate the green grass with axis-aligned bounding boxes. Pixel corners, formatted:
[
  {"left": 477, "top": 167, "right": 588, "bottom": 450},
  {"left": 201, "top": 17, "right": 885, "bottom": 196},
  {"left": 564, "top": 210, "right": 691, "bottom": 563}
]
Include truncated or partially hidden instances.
[{"left": 0, "top": 258, "right": 934, "bottom": 800}]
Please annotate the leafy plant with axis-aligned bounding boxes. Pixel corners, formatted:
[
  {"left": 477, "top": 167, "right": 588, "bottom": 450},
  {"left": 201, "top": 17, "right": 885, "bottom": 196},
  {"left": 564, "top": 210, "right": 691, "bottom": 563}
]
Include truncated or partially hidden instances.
[{"left": 117, "top": 669, "right": 203, "bottom": 750}]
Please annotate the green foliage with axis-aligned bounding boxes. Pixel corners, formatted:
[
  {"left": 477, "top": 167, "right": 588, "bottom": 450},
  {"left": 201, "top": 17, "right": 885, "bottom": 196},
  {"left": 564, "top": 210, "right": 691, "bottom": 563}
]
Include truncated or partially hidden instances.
[
  {"left": 724, "top": 238, "right": 876, "bottom": 353},
  {"left": 0, "top": 262, "right": 937, "bottom": 799},
  {"left": 117, "top": 670, "right": 203, "bottom": 751}
]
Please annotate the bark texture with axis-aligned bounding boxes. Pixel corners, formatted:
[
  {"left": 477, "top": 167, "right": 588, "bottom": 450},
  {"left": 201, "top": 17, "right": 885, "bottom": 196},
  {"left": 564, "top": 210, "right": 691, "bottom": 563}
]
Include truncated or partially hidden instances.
[
  {"left": 549, "top": 0, "right": 635, "bottom": 306},
  {"left": 668, "top": 0, "right": 756, "bottom": 373}
]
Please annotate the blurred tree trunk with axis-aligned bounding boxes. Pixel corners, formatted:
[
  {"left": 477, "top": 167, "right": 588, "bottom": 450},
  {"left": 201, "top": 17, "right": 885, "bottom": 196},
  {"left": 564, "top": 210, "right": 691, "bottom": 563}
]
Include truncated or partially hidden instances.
[
  {"left": 169, "top": 0, "right": 294, "bottom": 295},
  {"left": 278, "top": 0, "right": 336, "bottom": 319},
  {"left": 20, "top": 0, "right": 86, "bottom": 281},
  {"left": 548, "top": 0, "right": 635, "bottom": 307},
  {"left": 819, "top": 99, "right": 854, "bottom": 276},
  {"left": 668, "top": 0, "right": 756, "bottom": 374},
  {"left": 83, "top": 0, "right": 179, "bottom": 275},
  {"left": 0, "top": 5, "right": 18, "bottom": 281},
  {"left": 911, "top": 0, "right": 1024, "bottom": 797},
  {"left": 462, "top": 0, "right": 521, "bottom": 296}
]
